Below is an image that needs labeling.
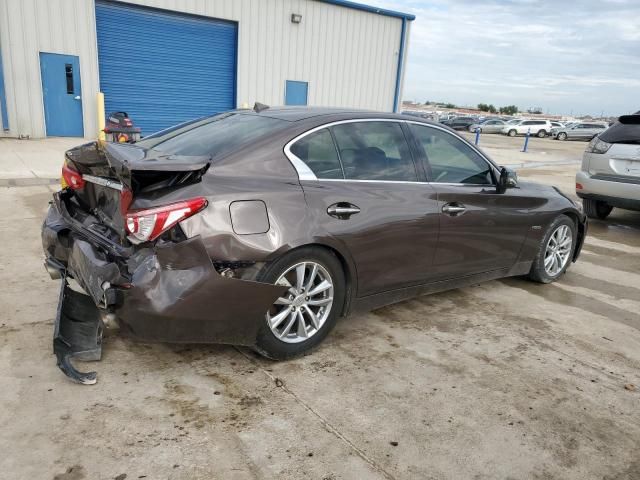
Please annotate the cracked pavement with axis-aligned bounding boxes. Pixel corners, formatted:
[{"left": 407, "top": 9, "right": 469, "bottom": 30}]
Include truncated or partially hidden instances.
[{"left": 1, "top": 136, "right": 639, "bottom": 479}]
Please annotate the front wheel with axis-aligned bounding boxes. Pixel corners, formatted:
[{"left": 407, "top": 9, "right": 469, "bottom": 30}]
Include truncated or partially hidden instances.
[
  {"left": 528, "top": 216, "right": 576, "bottom": 284},
  {"left": 508, "top": 129, "right": 517, "bottom": 137},
  {"left": 557, "top": 132, "right": 568, "bottom": 141},
  {"left": 254, "top": 247, "right": 345, "bottom": 360}
]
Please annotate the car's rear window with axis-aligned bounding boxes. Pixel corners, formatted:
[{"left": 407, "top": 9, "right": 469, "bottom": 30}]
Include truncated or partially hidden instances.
[
  {"left": 599, "top": 115, "right": 640, "bottom": 145},
  {"left": 137, "top": 113, "right": 289, "bottom": 158}
]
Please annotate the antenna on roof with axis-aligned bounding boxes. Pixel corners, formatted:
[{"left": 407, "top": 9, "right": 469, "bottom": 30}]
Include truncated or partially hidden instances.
[{"left": 253, "top": 102, "right": 269, "bottom": 113}]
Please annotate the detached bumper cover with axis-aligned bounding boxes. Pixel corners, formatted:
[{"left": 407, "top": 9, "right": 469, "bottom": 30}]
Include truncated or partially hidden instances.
[
  {"left": 43, "top": 195, "right": 286, "bottom": 383},
  {"left": 54, "top": 280, "right": 103, "bottom": 385}
]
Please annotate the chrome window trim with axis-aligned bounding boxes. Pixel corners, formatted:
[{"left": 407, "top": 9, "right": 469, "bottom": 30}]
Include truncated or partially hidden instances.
[
  {"left": 283, "top": 117, "right": 499, "bottom": 184},
  {"left": 82, "top": 174, "right": 123, "bottom": 191},
  {"left": 318, "top": 178, "right": 429, "bottom": 185}
]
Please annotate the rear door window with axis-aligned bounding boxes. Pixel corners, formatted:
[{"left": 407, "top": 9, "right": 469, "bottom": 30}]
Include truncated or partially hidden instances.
[
  {"left": 331, "top": 121, "right": 418, "bottom": 181},
  {"left": 138, "top": 113, "right": 288, "bottom": 159},
  {"left": 290, "top": 129, "right": 344, "bottom": 179},
  {"left": 410, "top": 124, "right": 494, "bottom": 185}
]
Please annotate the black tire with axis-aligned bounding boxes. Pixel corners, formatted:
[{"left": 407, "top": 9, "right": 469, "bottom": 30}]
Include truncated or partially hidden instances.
[
  {"left": 557, "top": 132, "right": 567, "bottom": 141},
  {"left": 508, "top": 129, "right": 517, "bottom": 137},
  {"left": 528, "top": 215, "right": 577, "bottom": 284},
  {"left": 537, "top": 129, "right": 547, "bottom": 138},
  {"left": 583, "top": 198, "right": 612, "bottom": 220},
  {"left": 254, "top": 247, "right": 346, "bottom": 360}
]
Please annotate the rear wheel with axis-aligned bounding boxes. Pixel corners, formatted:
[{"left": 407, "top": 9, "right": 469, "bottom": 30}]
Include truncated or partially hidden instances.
[
  {"left": 508, "top": 129, "right": 517, "bottom": 137},
  {"left": 254, "top": 247, "right": 345, "bottom": 360},
  {"left": 537, "top": 129, "right": 547, "bottom": 138},
  {"left": 528, "top": 215, "right": 576, "bottom": 283},
  {"left": 583, "top": 198, "right": 613, "bottom": 219},
  {"left": 557, "top": 132, "right": 568, "bottom": 141}
]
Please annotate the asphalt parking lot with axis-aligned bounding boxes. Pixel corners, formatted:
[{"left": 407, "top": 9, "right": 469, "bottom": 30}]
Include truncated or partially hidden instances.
[{"left": 1, "top": 134, "right": 639, "bottom": 479}]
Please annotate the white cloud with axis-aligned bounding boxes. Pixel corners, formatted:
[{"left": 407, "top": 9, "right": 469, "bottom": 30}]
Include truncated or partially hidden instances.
[{"left": 373, "top": 0, "right": 640, "bottom": 115}]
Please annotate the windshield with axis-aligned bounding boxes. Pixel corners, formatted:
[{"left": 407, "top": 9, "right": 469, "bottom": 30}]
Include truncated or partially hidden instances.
[{"left": 137, "top": 113, "right": 289, "bottom": 158}]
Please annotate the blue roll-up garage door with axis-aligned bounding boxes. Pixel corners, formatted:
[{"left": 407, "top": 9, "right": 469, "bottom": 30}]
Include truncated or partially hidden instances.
[{"left": 95, "top": 1, "right": 237, "bottom": 136}]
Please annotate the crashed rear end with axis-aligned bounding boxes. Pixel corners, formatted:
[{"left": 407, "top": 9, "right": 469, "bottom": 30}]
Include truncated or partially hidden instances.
[{"left": 43, "top": 140, "right": 285, "bottom": 384}]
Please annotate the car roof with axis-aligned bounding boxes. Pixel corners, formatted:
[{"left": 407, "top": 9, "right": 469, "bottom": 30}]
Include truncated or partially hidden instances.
[
  {"left": 232, "top": 106, "right": 383, "bottom": 122},
  {"left": 231, "top": 106, "right": 443, "bottom": 126}
]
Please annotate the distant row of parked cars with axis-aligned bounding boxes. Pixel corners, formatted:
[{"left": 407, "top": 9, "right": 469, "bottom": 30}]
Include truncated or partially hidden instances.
[{"left": 435, "top": 116, "right": 609, "bottom": 141}]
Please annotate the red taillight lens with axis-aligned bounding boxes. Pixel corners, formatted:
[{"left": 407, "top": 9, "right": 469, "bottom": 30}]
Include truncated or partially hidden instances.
[
  {"left": 576, "top": 182, "right": 583, "bottom": 190},
  {"left": 61, "top": 161, "right": 85, "bottom": 190},
  {"left": 125, "top": 197, "right": 208, "bottom": 243}
]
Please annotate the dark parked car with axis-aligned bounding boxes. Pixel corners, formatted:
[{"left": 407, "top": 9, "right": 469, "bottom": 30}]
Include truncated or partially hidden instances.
[
  {"left": 443, "top": 116, "right": 477, "bottom": 130},
  {"left": 43, "top": 107, "right": 587, "bottom": 383}
]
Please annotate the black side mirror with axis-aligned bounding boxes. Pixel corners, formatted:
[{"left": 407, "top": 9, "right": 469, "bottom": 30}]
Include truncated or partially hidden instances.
[{"left": 497, "top": 167, "right": 518, "bottom": 193}]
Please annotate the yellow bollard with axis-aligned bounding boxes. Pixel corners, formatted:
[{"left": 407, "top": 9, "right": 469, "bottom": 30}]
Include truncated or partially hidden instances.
[{"left": 97, "top": 92, "right": 106, "bottom": 141}]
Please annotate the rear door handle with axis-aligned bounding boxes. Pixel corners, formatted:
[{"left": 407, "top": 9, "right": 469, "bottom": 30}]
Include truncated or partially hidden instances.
[
  {"left": 327, "top": 203, "right": 361, "bottom": 219},
  {"left": 442, "top": 202, "right": 466, "bottom": 216}
]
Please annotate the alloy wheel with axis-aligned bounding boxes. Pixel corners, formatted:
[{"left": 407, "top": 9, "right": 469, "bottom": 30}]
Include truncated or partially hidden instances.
[
  {"left": 266, "top": 262, "right": 334, "bottom": 343},
  {"left": 544, "top": 225, "right": 572, "bottom": 277}
]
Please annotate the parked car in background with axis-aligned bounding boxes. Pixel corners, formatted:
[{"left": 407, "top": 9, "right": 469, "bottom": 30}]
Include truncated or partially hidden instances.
[
  {"left": 576, "top": 112, "right": 640, "bottom": 219},
  {"left": 553, "top": 122, "right": 608, "bottom": 141},
  {"left": 402, "top": 111, "right": 437, "bottom": 121},
  {"left": 42, "top": 107, "right": 586, "bottom": 384},
  {"left": 438, "top": 114, "right": 456, "bottom": 124},
  {"left": 446, "top": 116, "right": 477, "bottom": 130},
  {"left": 550, "top": 122, "right": 572, "bottom": 137},
  {"left": 468, "top": 119, "right": 506, "bottom": 133},
  {"left": 502, "top": 120, "right": 552, "bottom": 138},
  {"left": 550, "top": 121, "right": 564, "bottom": 129}
]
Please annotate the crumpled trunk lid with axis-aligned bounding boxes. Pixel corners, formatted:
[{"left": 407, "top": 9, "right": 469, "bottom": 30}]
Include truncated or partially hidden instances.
[{"left": 64, "top": 141, "right": 210, "bottom": 237}]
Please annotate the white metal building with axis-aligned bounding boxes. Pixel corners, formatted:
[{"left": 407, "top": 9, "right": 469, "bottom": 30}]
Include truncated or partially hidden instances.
[{"left": 0, "top": 0, "right": 414, "bottom": 139}]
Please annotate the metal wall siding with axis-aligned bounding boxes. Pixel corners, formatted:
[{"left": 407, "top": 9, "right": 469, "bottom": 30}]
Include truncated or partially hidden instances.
[
  {"left": 0, "top": 0, "right": 99, "bottom": 138},
  {"left": 0, "top": 0, "right": 406, "bottom": 138}
]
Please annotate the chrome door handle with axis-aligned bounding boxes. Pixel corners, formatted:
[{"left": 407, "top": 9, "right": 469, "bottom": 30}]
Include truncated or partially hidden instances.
[
  {"left": 442, "top": 203, "right": 466, "bottom": 216},
  {"left": 327, "top": 203, "right": 361, "bottom": 219},
  {"left": 74, "top": 96, "right": 81, "bottom": 100}
]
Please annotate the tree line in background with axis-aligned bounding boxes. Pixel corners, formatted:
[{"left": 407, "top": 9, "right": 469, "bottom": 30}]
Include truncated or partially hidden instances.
[
  {"left": 478, "top": 103, "right": 519, "bottom": 115},
  {"left": 421, "top": 101, "right": 519, "bottom": 116}
]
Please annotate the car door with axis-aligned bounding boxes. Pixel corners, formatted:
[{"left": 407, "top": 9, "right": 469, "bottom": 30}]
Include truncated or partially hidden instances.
[
  {"left": 518, "top": 120, "right": 533, "bottom": 134},
  {"left": 569, "top": 124, "right": 581, "bottom": 139},
  {"left": 486, "top": 120, "right": 503, "bottom": 133},
  {"left": 289, "top": 120, "right": 440, "bottom": 296},
  {"left": 407, "top": 123, "right": 533, "bottom": 280}
]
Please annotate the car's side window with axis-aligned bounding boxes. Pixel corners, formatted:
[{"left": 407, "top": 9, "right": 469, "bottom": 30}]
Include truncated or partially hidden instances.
[
  {"left": 331, "top": 121, "right": 418, "bottom": 181},
  {"left": 290, "top": 128, "right": 344, "bottom": 179},
  {"left": 409, "top": 124, "right": 494, "bottom": 185}
]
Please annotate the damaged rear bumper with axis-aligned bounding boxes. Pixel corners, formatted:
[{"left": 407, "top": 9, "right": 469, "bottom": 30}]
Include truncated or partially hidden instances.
[{"left": 43, "top": 193, "right": 286, "bottom": 383}]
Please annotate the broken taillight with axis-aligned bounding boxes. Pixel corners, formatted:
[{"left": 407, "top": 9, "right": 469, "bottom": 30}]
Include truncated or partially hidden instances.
[
  {"left": 125, "top": 197, "right": 208, "bottom": 243},
  {"left": 61, "top": 160, "right": 85, "bottom": 190}
]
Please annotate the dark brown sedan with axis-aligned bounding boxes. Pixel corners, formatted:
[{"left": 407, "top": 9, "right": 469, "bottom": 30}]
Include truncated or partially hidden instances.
[{"left": 43, "top": 107, "right": 587, "bottom": 383}]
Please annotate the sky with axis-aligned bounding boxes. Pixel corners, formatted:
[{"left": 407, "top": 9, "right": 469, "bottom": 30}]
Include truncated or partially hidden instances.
[{"left": 372, "top": 0, "right": 640, "bottom": 116}]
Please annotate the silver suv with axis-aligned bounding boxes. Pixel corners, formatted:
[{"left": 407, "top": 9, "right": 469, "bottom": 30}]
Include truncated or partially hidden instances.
[
  {"left": 576, "top": 113, "right": 640, "bottom": 219},
  {"left": 554, "top": 122, "right": 608, "bottom": 141}
]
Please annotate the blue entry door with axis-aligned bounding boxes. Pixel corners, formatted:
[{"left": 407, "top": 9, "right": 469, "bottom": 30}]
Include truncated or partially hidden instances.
[
  {"left": 39, "top": 53, "right": 84, "bottom": 137},
  {"left": 285, "top": 81, "right": 308, "bottom": 106}
]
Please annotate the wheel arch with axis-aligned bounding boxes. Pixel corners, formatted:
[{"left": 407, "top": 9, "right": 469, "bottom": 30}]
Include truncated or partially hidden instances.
[
  {"left": 265, "top": 241, "right": 357, "bottom": 317},
  {"left": 560, "top": 210, "right": 586, "bottom": 261}
]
